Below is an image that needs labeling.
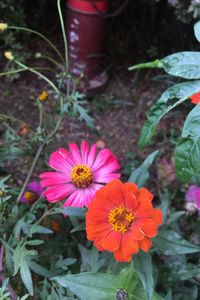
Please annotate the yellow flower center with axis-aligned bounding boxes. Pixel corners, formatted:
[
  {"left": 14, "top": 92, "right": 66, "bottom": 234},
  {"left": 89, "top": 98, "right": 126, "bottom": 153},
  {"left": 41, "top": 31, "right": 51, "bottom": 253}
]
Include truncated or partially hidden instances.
[
  {"left": 108, "top": 206, "right": 135, "bottom": 233},
  {"left": 71, "top": 164, "right": 93, "bottom": 188},
  {"left": 38, "top": 91, "right": 48, "bottom": 102},
  {"left": 24, "top": 191, "right": 38, "bottom": 203}
]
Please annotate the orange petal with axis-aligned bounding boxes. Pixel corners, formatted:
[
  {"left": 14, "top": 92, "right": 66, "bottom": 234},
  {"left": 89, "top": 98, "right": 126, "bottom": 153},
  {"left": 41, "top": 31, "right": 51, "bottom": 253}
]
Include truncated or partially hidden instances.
[
  {"left": 139, "top": 237, "right": 152, "bottom": 252},
  {"left": 113, "top": 248, "right": 132, "bottom": 262},
  {"left": 150, "top": 209, "right": 163, "bottom": 225},
  {"left": 137, "top": 188, "right": 153, "bottom": 202},
  {"left": 94, "top": 230, "right": 110, "bottom": 251},
  {"left": 102, "top": 231, "right": 122, "bottom": 252},
  {"left": 123, "top": 182, "right": 138, "bottom": 195},
  {"left": 104, "top": 180, "right": 125, "bottom": 206},
  {"left": 190, "top": 92, "right": 200, "bottom": 104},
  {"left": 122, "top": 232, "right": 139, "bottom": 256},
  {"left": 86, "top": 222, "right": 110, "bottom": 240},
  {"left": 124, "top": 192, "right": 138, "bottom": 211},
  {"left": 130, "top": 224, "right": 145, "bottom": 240},
  {"left": 135, "top": 198, "right": 153, "bottom": 218},
  {"left": 137, "top": 219, "right": 157, "bottom": 238}
]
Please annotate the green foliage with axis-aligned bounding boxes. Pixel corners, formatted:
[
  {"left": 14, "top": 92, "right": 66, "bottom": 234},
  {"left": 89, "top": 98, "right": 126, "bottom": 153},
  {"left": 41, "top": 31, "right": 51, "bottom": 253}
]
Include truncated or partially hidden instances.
[
  {"left": 134, "top": 252, "right": 154, "bottom": 300},
  {"left": 175, "top": 104, "right": 200, "bottom": 182},
  {"left": 153, "top": 229, "right": 200, "bottom": 255},
  {"left": 130, "top": 20, "right": 200, "bottom": 184},
  {"left": 129, "top": 150, "right": 159, "bottom": 188},
  {"left": 138, "top": 80, "right": 200, "bottom": 147},
  {"left": 53, "top": 265, "right": 164, "bottom": 300}
]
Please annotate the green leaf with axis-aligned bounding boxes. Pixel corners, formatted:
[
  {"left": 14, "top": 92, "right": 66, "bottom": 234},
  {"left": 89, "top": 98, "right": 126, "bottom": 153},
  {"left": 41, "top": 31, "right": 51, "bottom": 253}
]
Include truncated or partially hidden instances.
[
  {"left": 134, "top": 251, "right": 154, "bottom": 300},
  {"left": 175, "top": 105, "right": 200, "bottom": 182},
  {"left": 128, "top": 59, "right": 163, "bottom": 71},
  {"left": 129, "top": 150, "right": 159, "bottom": 188},
  {"left": 51, "top": 206, "right": 86, "bottom": 219},
  {"left": 175, "top": 137, "right": 200, "bottom": 183},
  {"left": 139, "top": 80, "right": 200, "bottom": 147},
  {"left": 28, "top": 261, "right": 52, "bottom": 278},
  {"left": 20, "top": 261, "right": 34, "bottom": 296},
  {"left": 26, "top": 239, "right": 44, "bottom": 246},
  {"left": 129, "top": 52, "right": 200, "bottom": 80},
  {"left": 160, "top": 52, "right": 200, "bottom": 79},
  {"left": 53, "top": 265, "right": 138, "bottom": 300},
  {"left": 29, "top": 225, "right": 53, "bottom": 236},
  {"left": 153, "top": 230, "right": 200, "bottom": 255},
  {"left": 182, "top": 104, "right": 200, "bottom": 137},
  {"left": 194, "top": 20, "right": 200, "bottom": 42}
]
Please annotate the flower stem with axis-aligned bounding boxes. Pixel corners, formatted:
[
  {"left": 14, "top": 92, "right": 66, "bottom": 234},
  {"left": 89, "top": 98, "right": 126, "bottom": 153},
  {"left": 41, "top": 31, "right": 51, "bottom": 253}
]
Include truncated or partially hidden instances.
[
  {"left": 8, "top": 26, "right": 64, "bottom": 65},
  {"left": 57, "top": 0, "right": 68, "bottom": 72}
]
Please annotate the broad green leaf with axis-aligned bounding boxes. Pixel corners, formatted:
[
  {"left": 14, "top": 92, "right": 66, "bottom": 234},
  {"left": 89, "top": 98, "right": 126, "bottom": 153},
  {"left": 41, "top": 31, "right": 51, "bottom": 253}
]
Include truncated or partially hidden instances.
[
  {"left": 175, "top": 137, "right": 200, "bottom": 183},
  {"left": 139, "top": 80, "right": 200, "bottom": 147},
  {"left": 153, "top": 230, "right": 200, "bottom": 255},
  {"left": 175, "top": 105, "right": 200, "bottom": 182},
  {"left": 160, "top": 52, "right": 200, "bottom": 79},
  {"left": 20, "top": 261, "right": 34, "bottom": 296},
  {"left": 53, "top": 265, "right": 138, "bottom": 300},
  {"left": 129, "top": 150, "right": 159, "bottom": 188},
  {"left": 182, "top": 104, "right": 200, "bottom": 138},
  {"left": 130, "top": 52, "right": 200, "bottom": 79},
  {"left": 134, "top": 251, "right": 154, "bottom": 300},
  {"left": 133, "top": 284, "right": 164, "bottom": 300},
  {"left": 194, "top": 20, "right": 200, "bottom": 42}
]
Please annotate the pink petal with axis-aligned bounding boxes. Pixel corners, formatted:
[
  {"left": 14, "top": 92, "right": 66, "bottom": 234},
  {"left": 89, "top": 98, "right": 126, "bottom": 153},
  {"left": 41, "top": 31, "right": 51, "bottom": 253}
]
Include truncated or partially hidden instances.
[
  {"left": 92, "top": 149, "right": 116, "bottom": 171},
  {"left": 63, "top": 189, "right": 84, "bottom": 207},
  {"left": 81, "top": 141, "right": 89, "bottom": 164},
  {"left": 58, "top": 148, "right": 76, "bottom": 166},
  {"left": 40, "top": 172, "right": 71, "bottom": 187},
  {"left": 68, "top": 143, "right": 82, "bottom": 164},
  {"left": 49, "top": 151, "right": 73, "bottom": 173},
  {"left": 93, "top": 172, "right": 120, "bottom": 184},
  {"left": 87, "top": 144, "right": 97, "bottom": 167},
  {"left": 93, "top": 158, "right": 120, "bottom": 175},
  {"left": 43, "top": 183, "right": 75, "bottom": 202}
]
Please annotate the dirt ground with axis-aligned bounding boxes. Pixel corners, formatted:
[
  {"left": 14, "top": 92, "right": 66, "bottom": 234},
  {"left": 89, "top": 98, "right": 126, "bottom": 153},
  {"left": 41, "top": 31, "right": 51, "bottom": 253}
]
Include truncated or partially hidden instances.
[{"left": 0, "top": 63, "right": 185, "bottom": 191}]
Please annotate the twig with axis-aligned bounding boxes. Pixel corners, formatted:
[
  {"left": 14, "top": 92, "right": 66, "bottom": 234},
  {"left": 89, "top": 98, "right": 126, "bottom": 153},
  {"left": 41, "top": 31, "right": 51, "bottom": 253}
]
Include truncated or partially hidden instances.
[{"left": 16, "top": 143, "right": 44, "bottom": 204}]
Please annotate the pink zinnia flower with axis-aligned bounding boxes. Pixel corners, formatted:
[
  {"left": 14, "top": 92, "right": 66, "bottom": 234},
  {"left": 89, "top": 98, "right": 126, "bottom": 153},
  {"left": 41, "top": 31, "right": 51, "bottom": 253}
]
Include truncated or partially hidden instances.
[
  {"left": 20, "top": 181, "right": 43, "bottom": 204},
  {"left": 40, "top": 141, "right": 120, "bottom": 207},
  {"left": 185, "top": 185, "right": 200, "bottom": 213}
]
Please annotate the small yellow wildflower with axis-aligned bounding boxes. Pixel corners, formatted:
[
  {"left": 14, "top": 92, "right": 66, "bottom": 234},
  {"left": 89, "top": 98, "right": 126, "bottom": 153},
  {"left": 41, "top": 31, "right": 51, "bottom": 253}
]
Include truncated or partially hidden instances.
[
  {"left": 38, "top": 90, "right": 48, "bottom": 102},
  {"left": 0, "top": 23, "right": 8, "bottom": 33},
  {"left": 4, "top": 51, "right": 14, "bottom": 61}
]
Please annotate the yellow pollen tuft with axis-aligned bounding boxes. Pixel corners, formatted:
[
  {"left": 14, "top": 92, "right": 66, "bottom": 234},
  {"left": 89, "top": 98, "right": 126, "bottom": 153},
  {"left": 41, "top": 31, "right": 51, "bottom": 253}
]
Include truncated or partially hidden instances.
[
  {"left": 108, "top": 206, "right": 135, "bottom": 233},
  {"left": 38, "top": 90, "right": 48, "bottom": 102},
  {"left": 0, "top": 23, "right": 8, "bottom": 33},
  {"left": 71, "top": 164, "right": 93, "bottom": 188},
  {"left": 24, "top": 191, "right": 38, "bottom": 203},
  {"left": 4, "top": 51, "right": 14, "bottom": 61}
]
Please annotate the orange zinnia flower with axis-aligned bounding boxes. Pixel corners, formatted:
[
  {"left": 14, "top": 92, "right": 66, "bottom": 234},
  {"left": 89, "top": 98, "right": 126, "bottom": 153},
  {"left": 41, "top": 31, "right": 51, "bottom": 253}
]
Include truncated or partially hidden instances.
[
  {"left": 86, "top": 179, "right": 162, "bottom": 262},
  {"left": 189, "top": 92, "right": 200, "bottom": 104}
]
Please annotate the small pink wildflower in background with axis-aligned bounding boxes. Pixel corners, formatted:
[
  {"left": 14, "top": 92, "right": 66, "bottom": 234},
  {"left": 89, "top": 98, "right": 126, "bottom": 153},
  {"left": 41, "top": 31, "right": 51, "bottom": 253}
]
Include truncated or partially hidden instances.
[
  {"left": 185, "top": 185, "right": 200, "bottom": 214},
  {"left": 20, "top": 181, "right": 43, "bottom": 204},
  {"left": 40, "top": 141, "right": 120, "bottom": 208}
]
